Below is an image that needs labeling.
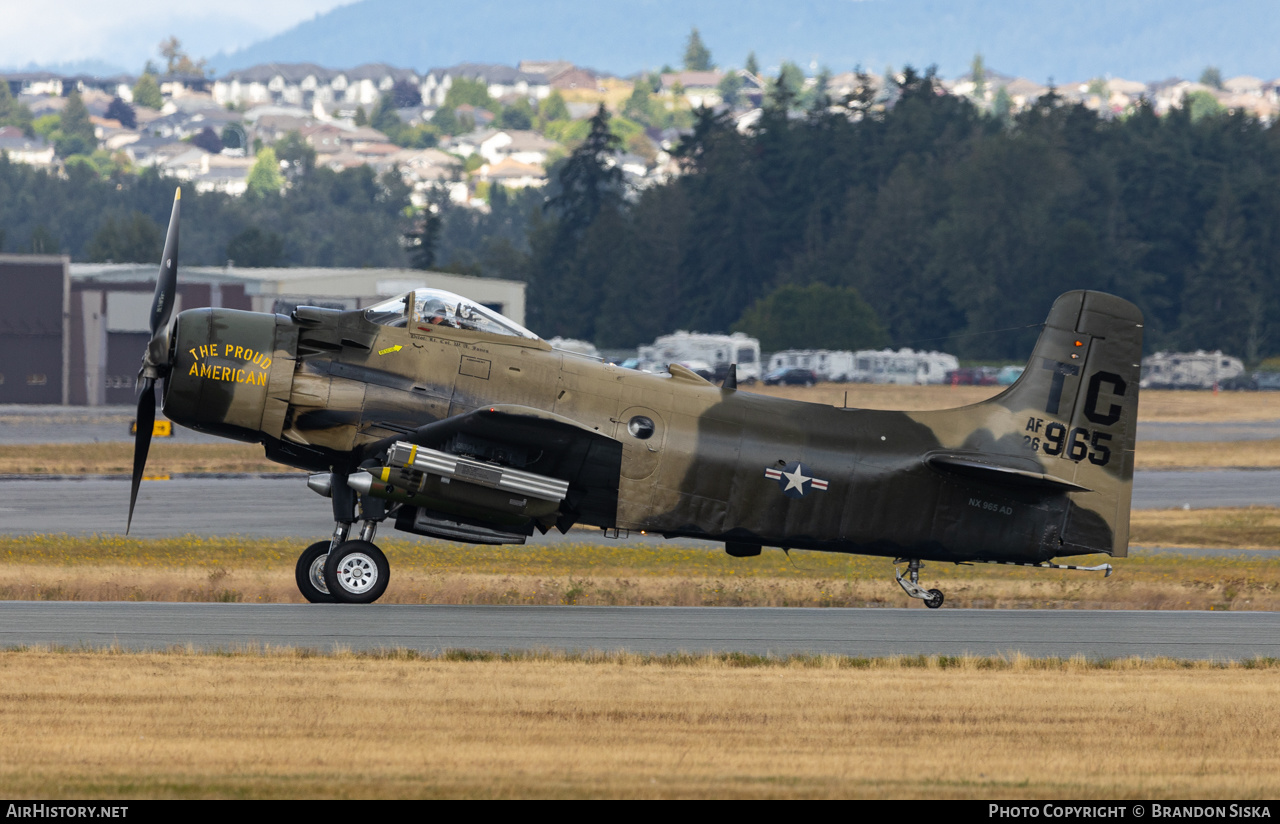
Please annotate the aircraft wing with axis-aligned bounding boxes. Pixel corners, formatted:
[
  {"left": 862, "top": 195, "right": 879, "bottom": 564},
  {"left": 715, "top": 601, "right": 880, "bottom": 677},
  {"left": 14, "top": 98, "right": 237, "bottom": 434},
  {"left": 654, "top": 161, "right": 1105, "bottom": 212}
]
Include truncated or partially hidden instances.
[{"left": 364, "top": 404, "right": 623, "bottom": 528}]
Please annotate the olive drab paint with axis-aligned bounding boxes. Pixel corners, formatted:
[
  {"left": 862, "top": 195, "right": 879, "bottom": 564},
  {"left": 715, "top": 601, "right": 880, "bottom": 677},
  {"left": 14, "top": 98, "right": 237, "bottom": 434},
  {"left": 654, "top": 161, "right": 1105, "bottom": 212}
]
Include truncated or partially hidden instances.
[{"left": 155, "top": 289, "right": 1142, "bottom": 572}]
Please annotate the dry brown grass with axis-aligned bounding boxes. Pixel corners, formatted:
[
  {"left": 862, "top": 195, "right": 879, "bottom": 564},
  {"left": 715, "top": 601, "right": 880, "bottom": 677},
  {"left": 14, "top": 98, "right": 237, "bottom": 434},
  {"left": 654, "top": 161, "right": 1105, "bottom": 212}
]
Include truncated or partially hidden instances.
[
  {"left": 1137, "top": 439, "right": 1280, "bottom": 468},
  {"left": 3, "top": 530, "right": 1279, "bottom": 611},
  {"left": 0, "top": 649, "right": 1277, "bottom": 798},
  {"left": 0, "top": 442, "right": 288, "bottom": 476},
  {"left": 1131, "top": 507, "right": 1280, "bottom": 548}
]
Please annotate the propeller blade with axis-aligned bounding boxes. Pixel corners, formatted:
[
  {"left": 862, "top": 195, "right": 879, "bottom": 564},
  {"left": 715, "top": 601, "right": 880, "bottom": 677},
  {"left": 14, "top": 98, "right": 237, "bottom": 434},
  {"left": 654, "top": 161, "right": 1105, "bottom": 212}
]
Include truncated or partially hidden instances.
[
  {"left": 127, "top": 378, "right": 156, "bottom": 535},
  {"left": 150, "top": 188, "right": 181, "bottom": 337}
]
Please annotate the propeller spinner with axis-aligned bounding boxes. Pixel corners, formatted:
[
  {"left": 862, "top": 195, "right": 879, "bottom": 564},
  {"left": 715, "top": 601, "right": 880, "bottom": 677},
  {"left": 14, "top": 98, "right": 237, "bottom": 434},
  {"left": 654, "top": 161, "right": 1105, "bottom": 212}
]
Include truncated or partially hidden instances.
[{"left": 128, "top": 188, "right": 181, "bottom": 533}]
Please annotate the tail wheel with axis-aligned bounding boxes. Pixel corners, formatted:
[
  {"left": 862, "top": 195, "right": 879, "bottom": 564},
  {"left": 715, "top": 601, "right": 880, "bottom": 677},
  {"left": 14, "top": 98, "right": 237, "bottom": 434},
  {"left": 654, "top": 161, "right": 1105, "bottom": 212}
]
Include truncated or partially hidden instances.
[
  {"left": 295, "top": 540, "right": 335, "bottom": 604},
  {"left": 324, "top": 540, "right": 390, "bottom": 604}
]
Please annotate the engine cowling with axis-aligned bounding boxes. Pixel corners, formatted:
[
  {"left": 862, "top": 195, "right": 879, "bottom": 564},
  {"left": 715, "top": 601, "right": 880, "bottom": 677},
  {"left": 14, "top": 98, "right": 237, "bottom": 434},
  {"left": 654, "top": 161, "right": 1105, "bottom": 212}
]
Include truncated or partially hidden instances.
[{"left": 163, "top": 308, "right": 296, "bottom": 443}]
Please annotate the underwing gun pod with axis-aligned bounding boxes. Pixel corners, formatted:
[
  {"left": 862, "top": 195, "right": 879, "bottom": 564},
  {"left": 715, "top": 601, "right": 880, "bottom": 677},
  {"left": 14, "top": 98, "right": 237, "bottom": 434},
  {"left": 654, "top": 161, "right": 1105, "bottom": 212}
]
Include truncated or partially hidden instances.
[{"left": 129, "top": 189, "right": 1142, "bottom": 606}]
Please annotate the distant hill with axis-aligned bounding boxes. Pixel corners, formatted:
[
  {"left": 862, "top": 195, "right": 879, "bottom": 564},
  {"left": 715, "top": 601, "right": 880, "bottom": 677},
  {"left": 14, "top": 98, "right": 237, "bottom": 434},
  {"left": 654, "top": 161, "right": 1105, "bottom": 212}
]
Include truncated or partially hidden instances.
[
  {"left": 0, "top": 59, "right": 129, "bottom": 78},
  {"left": 213, "top": 0, "right": 1280, "bottom": 83}
]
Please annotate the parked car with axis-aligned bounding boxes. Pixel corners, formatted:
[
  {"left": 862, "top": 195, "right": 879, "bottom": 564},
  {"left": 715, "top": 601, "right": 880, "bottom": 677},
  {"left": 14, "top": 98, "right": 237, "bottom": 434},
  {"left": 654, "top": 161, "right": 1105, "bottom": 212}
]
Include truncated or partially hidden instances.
[
  {"left": 763, "top": 367, "right": 818, "bottom": 386},
  {"left": 1255, "top": 372, "right": 1280, "bottom": 391},
  {"left": 945, "top": 367, "right": 999, "bottom": 386},
  {"left": 995, "top": 366, "right": 1025, "bottom": 386}
]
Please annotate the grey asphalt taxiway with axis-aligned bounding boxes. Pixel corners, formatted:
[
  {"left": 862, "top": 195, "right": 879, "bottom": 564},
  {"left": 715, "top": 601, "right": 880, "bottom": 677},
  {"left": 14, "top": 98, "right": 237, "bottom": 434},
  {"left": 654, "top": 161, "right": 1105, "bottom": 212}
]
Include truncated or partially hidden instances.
[{"left": 2, "top": 602, "right": 1278, "bottom": 661}]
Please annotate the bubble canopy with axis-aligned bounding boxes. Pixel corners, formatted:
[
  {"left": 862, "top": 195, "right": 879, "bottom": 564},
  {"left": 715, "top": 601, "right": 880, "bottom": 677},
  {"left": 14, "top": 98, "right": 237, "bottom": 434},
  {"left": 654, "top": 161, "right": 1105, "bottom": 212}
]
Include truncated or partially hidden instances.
[{"left": 364, "top": 289, "right": 540, "bottom": 340}]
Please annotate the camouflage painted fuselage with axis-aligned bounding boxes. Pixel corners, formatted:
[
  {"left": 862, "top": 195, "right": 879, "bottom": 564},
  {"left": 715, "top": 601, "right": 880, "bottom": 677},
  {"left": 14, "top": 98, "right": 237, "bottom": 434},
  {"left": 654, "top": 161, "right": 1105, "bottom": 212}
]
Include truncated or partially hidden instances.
[{"left": 161, "top": 291, "right": 1142, "bottom": 564}]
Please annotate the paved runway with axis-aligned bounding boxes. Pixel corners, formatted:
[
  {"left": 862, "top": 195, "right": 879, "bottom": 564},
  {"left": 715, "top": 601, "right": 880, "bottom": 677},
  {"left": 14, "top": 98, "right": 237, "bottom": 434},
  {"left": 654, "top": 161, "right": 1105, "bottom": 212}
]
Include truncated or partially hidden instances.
[
  {"left": 1, "top": 602, "right": 1276, "bottom": 660},
  {"left": 3, "top": 470, "right": 1280, "bottom": 540},
  {"left": 0, "top": 406, "right": 223, "bottom": 445}
]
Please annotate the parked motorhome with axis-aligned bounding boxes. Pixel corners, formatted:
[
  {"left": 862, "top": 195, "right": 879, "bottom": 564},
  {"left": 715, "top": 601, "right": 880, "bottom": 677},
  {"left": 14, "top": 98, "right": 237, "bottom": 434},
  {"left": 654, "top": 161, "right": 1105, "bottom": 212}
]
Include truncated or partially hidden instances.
[
  {"left": 766, "top": 350, "right": 856, "bottom": 382},
  {"left": 548, "top": 337, "right": 601, "bottom": 359},
  {"left": 638, "top": 332, "right": 762, "bottom": 382},
  {"left": 1140, "top": 351, "right": 1244, "bottom": 389},
  {"left": 849, "top": 348, "right": 960, "bottom": 385}
]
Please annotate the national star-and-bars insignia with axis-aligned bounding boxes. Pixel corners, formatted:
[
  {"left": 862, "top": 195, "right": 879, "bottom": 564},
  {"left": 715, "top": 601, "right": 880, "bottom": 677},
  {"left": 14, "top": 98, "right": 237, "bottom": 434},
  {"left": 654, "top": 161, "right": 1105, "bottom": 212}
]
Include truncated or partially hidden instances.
[{"left": 763, "top": 461, "right": 829, "bottom": 498}]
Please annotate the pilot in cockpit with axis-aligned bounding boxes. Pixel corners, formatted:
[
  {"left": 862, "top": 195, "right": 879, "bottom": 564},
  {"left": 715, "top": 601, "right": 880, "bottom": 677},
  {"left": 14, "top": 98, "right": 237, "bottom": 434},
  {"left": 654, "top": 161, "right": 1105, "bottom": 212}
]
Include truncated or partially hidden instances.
[{"left": 421, "top": 298, "right": 457, "bottom": 328}]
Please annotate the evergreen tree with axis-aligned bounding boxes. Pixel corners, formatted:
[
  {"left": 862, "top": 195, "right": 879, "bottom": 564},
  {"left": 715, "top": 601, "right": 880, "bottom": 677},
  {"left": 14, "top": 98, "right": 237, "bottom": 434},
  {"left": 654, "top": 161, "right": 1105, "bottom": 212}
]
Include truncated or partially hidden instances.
[
  {"left": 191, "top": 127, "right": 223, "bottom": 154},
  {"left": 1199, "top": 66, "right": 1224, "bottom": 90},
  {"left": 537, "top": 91, "right": 570, "bottom": 125},
  {"left": 105, "top": 96, "right": 136, "bottom": 129},
  {"left": 623, "top": 82, "right": 655, "bottom": 125},
  {"left": 28, "top": 225, "right": 59, "bottom": 254},
  {"left": 87, "top": 211, "right": 162, "bottom": 263},
  {"left": 498, "top": 98, "right": 534, "bottom": 130},
  {"left": 767, "top": 63, "right": 805, "bottom": 109},
  {"left": 370, "top": 92, "right": 404, "bottom": 139},
  {"left": 403, "top": 210, "right": 442, "bottom": 269},
  {"left": 274, "top": 131, "right": 316, "bottom": 181},
  {"left": 1180, "top": 184, "right": 1267, "bottom": 361},
  {"left": 443, "top": 77, "right": 496, "bottom": 111},
  {"left": 54, "top": 91, "right": 96, "bottom": 157},
  {"left": 532, "top": 106, "right": 626, "bottom": 336},
  {"left": 745, "top": 52, "right": 760, "bottom": 77},
  {"left": 734, "top": 283, "right": 886, "bottom": 351},
  {"left": 225, "top": 227, "right": 284, "bottom": 267},
  {"left": 391, "top": 79, "right": 422, "bottom": 108},
  {"left": 132, "top": 73, "right": 163, "bottom": 110},
  {"left": 546, "top": 105, "right": 623, "bottom": 236},
  {"left": 970, "top": 53, "right": 987, "bottom": 101},
  {"left": 717, "top": 73, "right": 744, "bottom": 109},
  {"left": 683, "top": 28, "right": 713, "bottom": 72},
  {"left": 246, "top": 147, "right": 284, "bottom": 197},
  {"left": 0, "top": 79, "right": 34, "bottom": 136}
]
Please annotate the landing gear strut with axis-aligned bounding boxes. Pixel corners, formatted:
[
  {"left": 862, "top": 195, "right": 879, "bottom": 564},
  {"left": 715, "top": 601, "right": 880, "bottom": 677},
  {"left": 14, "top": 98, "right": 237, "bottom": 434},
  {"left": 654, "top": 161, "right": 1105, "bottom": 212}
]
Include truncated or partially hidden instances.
[
  {"left": 895, "top": 559, "right": 944, "bottom": 609},
  {"left": 296, "top": 470, "right": 392, "bottom": 604}
]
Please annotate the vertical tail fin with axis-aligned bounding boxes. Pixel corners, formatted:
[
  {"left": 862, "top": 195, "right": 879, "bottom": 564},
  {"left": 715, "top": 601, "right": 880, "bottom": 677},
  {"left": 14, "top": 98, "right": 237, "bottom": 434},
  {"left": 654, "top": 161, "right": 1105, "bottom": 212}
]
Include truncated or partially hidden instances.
[
  {"left": 924, "top": 291, "right": 1143, "bottom": 558},
  {"left": 995, "top": 291, "right": 1143, "bottom": 556}
]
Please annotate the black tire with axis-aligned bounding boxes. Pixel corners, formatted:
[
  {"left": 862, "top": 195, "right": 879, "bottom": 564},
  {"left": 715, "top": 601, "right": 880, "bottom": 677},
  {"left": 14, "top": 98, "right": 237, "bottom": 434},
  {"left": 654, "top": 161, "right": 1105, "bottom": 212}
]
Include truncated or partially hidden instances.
[
  {"left": 324, "top": 540, "right": 390, "bottom": 604},
  {"left": 925, "top": 589, "right": 944, "bottom": 609},
  {"left": 295, "top": 540, "right": 335, "bottom": 604}
]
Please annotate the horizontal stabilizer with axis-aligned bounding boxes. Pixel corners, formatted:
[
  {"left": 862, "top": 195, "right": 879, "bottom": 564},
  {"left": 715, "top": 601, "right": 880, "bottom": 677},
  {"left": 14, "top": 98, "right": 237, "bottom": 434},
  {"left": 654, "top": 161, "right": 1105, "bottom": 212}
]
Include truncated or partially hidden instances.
[{"left": 927, "top": 453, "right": 1093, "bottom": 493}]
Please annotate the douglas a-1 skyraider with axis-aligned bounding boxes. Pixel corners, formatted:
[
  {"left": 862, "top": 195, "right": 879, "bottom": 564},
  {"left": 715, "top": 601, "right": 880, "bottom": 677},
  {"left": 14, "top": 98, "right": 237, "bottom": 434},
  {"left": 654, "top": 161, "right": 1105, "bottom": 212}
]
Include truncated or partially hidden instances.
[{"left": 129, "top": 191, "right": 1142, "bottom": 606}]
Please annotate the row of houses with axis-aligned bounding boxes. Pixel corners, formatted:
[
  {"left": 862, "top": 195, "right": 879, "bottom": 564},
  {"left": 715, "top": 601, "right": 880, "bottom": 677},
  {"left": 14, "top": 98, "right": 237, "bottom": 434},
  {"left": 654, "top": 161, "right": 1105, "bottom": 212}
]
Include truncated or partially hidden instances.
[
  {"left": 945, "top": 71, "right": 1280, "bottom": 120},
  {"left": 208, "top": 62, "right": 603, "bottom": 111}
]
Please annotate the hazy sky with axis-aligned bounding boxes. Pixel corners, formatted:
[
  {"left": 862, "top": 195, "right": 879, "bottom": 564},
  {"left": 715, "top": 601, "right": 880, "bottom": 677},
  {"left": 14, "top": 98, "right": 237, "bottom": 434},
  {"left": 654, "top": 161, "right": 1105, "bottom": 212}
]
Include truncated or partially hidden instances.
[{"left": 0, "top": 1, "right": 350, "bottom": 71}]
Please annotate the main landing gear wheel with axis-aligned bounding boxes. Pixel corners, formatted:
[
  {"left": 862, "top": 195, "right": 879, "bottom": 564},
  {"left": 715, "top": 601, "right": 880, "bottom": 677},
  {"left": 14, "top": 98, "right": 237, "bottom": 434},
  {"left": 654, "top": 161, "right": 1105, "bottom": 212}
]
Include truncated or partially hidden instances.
[
  {"left": 925, "top": 589, "right": 944, "bottom": 609},
  {"left": 324, "top": 540, "right": 390, "bottom": 604},
  {"left": 295, "top": 540, "right": 335, "bottom": 603}
]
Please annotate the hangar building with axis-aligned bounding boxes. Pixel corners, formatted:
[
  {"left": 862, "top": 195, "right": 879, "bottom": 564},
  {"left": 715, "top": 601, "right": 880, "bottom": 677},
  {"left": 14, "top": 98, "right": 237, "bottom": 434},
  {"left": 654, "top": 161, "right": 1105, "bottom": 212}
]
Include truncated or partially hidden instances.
[{"left": 0, "top": 256, "right": 526, "bottom": 406}]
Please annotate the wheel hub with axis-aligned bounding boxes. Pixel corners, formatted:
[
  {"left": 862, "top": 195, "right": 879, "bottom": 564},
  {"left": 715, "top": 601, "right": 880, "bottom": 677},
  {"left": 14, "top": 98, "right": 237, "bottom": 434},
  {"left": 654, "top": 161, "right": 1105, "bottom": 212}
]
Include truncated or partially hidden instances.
[
  {"left": 336, "top": 553, "right": 378, "bottom": 594},
  {"left": 309, "top": 555, "right": 330, "bottom": 595}
]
